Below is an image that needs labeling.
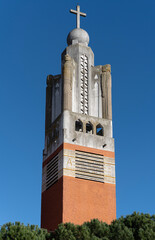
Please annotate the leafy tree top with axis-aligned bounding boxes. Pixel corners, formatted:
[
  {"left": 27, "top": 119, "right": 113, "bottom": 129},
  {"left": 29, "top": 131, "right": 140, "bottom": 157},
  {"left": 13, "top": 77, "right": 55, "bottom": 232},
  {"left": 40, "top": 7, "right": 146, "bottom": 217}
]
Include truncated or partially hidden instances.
[{"left": 0, "top": 212, "right": 155, "bottom": 240}]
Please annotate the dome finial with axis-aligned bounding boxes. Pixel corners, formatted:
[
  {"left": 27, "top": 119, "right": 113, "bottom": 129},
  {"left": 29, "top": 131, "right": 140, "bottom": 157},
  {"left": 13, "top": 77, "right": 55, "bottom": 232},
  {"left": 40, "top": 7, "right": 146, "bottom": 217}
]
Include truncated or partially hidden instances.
[
  {"left": 70, "top": 5, "right": 86, "bottom": 29},
  {"left": 67, "top": 5, "right": 89, "bottom": 46}
]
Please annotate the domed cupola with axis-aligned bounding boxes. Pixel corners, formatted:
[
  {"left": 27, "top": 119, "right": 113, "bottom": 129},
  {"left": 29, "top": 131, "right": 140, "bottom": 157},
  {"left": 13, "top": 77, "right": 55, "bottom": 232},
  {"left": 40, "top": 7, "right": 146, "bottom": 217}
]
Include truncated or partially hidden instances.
[{"left": 67, "top": 28, "right": 89, "bottom": 46}]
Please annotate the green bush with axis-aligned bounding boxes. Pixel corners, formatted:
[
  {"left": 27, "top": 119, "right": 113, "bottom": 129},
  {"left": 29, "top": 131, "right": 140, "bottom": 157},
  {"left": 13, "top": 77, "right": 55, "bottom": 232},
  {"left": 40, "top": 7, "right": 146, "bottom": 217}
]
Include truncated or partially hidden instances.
[
  {"left": 52, "top": 212, "right": 155, "bottom": 240},
  {"left": 0, "top": 222, "right": 50, "bottom": 240},
  {"left": 0, "top": 212, "right": 155, "bottom": 240}
]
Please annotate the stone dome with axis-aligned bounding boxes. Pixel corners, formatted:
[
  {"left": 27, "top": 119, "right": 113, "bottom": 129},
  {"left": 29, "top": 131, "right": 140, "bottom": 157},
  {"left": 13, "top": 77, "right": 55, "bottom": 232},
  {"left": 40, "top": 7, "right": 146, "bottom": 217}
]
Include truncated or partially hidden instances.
[{"left": 67, "top": 28, "right": 89, "bottom": 46}]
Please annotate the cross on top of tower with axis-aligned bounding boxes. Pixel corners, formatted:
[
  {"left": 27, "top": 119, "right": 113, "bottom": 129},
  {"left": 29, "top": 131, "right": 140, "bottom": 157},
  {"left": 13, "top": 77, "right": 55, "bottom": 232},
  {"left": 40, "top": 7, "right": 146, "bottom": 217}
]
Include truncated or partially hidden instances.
[{"left": 70, "top": 5, "right": 86, "bottom": 29}]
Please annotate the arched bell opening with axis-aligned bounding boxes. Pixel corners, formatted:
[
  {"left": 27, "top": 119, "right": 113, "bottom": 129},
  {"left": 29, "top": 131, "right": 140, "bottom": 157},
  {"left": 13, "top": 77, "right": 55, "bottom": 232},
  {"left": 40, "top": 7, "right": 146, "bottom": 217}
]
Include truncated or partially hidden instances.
[
  {"left": 86, "top": 122, "right": 93, "bottom": 134},
  {"left": 75, "top": 119, "right": 83, "bottom": 132},
  {"left": 96, "top": 124, "right": 104, "bottom": 136}
]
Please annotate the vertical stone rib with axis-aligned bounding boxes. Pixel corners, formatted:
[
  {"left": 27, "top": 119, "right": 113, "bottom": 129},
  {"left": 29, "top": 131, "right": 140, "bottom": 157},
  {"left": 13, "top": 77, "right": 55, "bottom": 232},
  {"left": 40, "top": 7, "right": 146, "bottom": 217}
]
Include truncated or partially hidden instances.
[
  {"left": 101, "top": 65, "right": 112, "bottom": 120},
  {"left": 107, "top": 66, "right": 112, "bottom": 120},
  {"left": 62, "top": 54, "right": 73, "bottom": 111}
]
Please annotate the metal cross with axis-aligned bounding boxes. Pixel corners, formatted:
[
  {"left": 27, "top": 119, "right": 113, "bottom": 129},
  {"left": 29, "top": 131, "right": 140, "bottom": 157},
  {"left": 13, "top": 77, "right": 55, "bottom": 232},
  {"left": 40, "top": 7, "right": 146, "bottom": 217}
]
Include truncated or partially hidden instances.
[{"left": 70, "top": 5, "right": 86, "bottom": 29}]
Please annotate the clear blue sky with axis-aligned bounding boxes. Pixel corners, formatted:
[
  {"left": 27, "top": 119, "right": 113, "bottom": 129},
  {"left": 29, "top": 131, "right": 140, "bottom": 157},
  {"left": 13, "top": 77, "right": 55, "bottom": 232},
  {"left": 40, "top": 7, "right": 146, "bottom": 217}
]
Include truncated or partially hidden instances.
[{"left": 0, "top": 0, "right": 155, "bottom": 227}]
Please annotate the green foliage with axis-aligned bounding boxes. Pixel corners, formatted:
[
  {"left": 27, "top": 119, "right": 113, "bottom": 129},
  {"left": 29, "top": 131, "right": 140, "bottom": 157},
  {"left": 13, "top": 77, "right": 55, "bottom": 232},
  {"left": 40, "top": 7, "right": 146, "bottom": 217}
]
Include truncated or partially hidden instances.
[
  {"left": 113, "top": 212, "right": 155, "bottom": 240},
  {"left": 0, "top": 222, "right": 50, "bottom": 240},
  {"left": 0, "top": 213, "right": 155, "bottom": 240},
  {"left": 109, "top": 219, "right": 134, "bottom": 240},
  {"left": 83, "top": 219, "right": 110, "bottom": 238},
  {"left": 53, "top": 223, "right": 77, "bottom": 240},
  {"left": 51, "top": 213, "right": 155, "bottom": 240}
]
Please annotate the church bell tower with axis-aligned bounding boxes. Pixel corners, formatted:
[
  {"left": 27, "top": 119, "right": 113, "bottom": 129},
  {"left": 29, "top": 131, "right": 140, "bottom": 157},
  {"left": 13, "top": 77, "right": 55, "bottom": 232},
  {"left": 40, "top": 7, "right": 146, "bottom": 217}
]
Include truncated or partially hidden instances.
[{"left": 41, "top": 5, "right": 116, "bottom": 231}]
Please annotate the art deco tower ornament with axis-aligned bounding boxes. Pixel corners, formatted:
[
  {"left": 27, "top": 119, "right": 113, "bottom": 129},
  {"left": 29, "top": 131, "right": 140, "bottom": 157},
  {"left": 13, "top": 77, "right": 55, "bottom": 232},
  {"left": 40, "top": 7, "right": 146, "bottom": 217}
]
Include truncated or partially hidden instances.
[{"left": 41, "top": 5, "right": 116, "bottom": 231}]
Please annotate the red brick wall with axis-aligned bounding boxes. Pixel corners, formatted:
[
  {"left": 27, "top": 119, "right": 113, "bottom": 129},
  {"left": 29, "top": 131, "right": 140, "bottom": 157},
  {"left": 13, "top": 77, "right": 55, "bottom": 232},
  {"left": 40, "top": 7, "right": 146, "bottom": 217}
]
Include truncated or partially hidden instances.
[
  {"left": 41, "top": 144, "right": 116, "bottom": 231},
  {"left": 63, "top": 176, "right": 116, "bottom": 225},
  {"left": 41, "top": 177, "right": 63, "bottom": 231}
]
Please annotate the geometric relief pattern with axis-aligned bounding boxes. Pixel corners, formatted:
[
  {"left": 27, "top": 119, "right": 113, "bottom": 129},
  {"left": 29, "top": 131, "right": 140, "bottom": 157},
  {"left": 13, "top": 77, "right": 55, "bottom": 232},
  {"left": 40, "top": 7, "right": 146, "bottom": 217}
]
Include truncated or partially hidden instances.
[{"left": 80, "top": 54, "right": 88, "bottom": 114}]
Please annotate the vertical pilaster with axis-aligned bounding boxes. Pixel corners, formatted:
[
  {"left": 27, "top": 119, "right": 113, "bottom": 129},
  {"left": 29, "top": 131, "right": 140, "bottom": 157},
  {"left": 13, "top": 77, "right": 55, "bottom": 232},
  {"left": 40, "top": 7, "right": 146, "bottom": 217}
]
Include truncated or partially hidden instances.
[
  {"left": 101, "top": 65, "right": 112, "bottom": 120},
  {"left": 62, "top": 54, "right": 73, "bottom": 111}
]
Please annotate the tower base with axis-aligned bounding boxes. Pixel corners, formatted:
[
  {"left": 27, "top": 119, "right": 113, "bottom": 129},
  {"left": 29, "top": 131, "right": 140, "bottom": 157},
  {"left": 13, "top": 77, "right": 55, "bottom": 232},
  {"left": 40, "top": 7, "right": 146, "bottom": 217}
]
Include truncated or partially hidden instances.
[{"left": 41, "top": 175, "right": 116, "bottom": 231}]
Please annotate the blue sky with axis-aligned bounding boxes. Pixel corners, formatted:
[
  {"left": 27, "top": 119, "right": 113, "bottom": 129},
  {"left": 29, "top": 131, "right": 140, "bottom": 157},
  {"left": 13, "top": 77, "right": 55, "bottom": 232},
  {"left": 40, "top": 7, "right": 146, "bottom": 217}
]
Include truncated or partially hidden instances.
[{"left": 0, "top": 0, "right": 155, "bottom": 227}]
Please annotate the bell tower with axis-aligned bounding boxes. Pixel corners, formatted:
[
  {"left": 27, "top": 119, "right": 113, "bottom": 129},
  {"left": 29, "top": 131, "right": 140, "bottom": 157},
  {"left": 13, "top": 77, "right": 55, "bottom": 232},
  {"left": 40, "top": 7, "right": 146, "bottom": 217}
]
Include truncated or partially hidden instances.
[{"left": 41, "top": 5, "right": 116, "bottom": 231}]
